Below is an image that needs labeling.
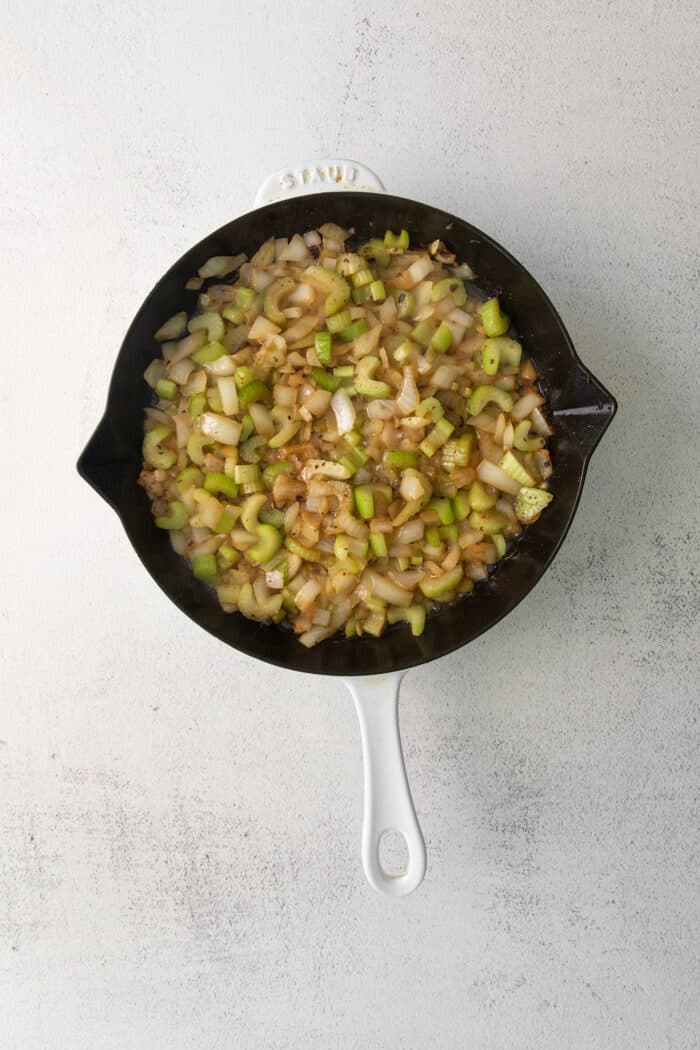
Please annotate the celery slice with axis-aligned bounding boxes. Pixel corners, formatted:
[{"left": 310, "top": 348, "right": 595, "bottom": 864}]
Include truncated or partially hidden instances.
[
  {"left": 480, "top": 298, "right": 509, "bottom": 337},
  {"left": 499, "top": 451, "right": 535, "bottom": 487},
  {"left": 468, "top": 385, "right": 513, "bottom": 415},
  {"left": 155, "top": 500, "right": 188, "bottom": 529},
  {"left": 204, "top": 472, "right": 239, "bottom": 499},
  {"left": 143, "top": 425, "right": 176, "bottom": 469},
  {"left": 247, "top": 524, "right": 283, "bottom": 564},
  {"left": 514, "top": 486, "right": 554, "bottom": 524},
  {"left": 419, "top": 567, "right": 463, "bottom": 598},
  {"left": 192, "top": 553, "right": 218, "bottom": 582}
]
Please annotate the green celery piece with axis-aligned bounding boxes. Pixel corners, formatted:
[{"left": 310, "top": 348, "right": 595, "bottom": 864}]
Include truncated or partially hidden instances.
[
  {"left": 247, "top": 524, "right": 283, "bottom": 564},
  {"left": 239, "top": 380, "right": 272, "bottom": 411},
  {"left": 204, "top": 472, "right": 239, "bottom": 499},
  {"left": 188, "top": 392, "right": 206, "bottom": 418},
  {"left": 215, "top": 507, "right": 238, "bottom": 534},
  {"left": 430, "top": 277, "right": 467, "bottom": 306},
  {"left": 467, "top": 385, "right": 513, "bottom": 415},
  {"left": 192, "top": 553, "right": 218, "bottom": 582},
  {"left": 469, "top": 480, "right": 498, "bottom": 511},
  {"left": 262, "top": 461, "right": 293, "bottom": 489},
  {"left": 156, "top": 378, "right": 177, "bottom": 400},
  {"left": 326, "top": 308, "right": 352, "bottom": 334},
  {"left": 191, "top": 340, "right": 226, "bottom": 365},
  {"left": 314, "top": 330, "right": 332, "bottom": 365},
  {"left": 176, "top": 466, "right": 204, "bottom": 490},
  {"left": 369, "top": 533, "right": 388, "bottom": 557},
  {"left": 384, "top": 450, "right": 418, "bottom": 470},
  {"left": 514, "top": 486, "right": 553, "bottom": 524},
  {"left": 263, "top": 276, "right": 295, "bottom": 327},
  {"left": 428, "top": 498, "right": 454, "bottom": 525},
  {"left": 143, "top": 425, "right": 176, "bottom": 469},
  {"left": 430, "top": 323, "right": 453, "bottom": 353},
  {"left": 453, "top": 489, "right": 471, "bottom": 521},
  {"left": 337, "top": 319, "right": 368, "bottom": 342},
  {"left": 234, "top": 366, "right": 254, "bottom": 390},
  {"left": 353, "top": 485, "right": 375, "bottom": 520},
  {"left": 155, "top": 500, "right": 188, "bottom": 529},
  {"left": 310, "top": 368, "right": 342, "bottom": 392},
  {"left": 468, "top": 509, "right": 508, "bottom": 534},
  {"left": 419, "top": 566, "right": 463, "bottom": 599},
  {"left": 480, "top": 297, "right": 510, "bottom": 337}
]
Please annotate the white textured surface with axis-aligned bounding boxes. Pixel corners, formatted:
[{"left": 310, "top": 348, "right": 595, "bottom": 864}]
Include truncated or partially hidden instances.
[{"left": 1, "top": 1, "right": 698, "bottom": 1047}]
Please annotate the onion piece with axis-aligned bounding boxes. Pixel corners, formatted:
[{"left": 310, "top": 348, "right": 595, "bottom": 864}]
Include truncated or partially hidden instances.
[
  {"left": 477, "top": 459, "right": 522, "bottom": 496},
  {"left": 396, "top": 371, "right": 419, "bottom": 415},
  {"left": 368, "top": 572, "right": 413, "bottom": 608},
  {"left": 366, "top": 399, "right": 396, "bottom": 420},
  {"left": 331, "top": 388, "right": 356, "bottom": 435},
  {"left": 511, "top": 391, "right": 545, "bottom": 422}
]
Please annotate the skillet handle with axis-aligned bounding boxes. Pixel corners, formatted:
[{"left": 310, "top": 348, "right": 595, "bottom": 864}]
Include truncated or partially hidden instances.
[
  {"left": 254, "top": 159, "right": 385, "bottom": 207},
  {"left": 345, "top": 672, "right": 426, "bottom": 896}
]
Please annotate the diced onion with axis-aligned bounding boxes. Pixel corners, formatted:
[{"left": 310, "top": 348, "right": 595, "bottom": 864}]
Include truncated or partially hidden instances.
[{"left": 331, "top": 388, "right": 356, "bottom": 435}]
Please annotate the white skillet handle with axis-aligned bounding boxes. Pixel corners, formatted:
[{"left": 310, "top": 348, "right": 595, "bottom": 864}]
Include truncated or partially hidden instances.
[
  {"left": 254, "top": 159, "right": 385, "bottom": 207},
  {"left": 345, "top": 672, "right": 426, "bottom": 896}
]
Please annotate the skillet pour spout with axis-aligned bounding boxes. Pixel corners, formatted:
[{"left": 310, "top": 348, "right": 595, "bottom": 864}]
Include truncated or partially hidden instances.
[{"left": 77, "top": 413, "right": 137, "bottom": 510}]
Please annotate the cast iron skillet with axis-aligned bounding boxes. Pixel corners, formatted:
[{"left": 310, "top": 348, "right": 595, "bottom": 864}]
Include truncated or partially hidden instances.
[{"left": 78, "top": 161, "right": 616, "bottom": 895}]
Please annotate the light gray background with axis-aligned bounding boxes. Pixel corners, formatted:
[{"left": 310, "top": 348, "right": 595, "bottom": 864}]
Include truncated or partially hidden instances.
[{"left": 1, "top": 2, "right": 698, "bottom": 1048}]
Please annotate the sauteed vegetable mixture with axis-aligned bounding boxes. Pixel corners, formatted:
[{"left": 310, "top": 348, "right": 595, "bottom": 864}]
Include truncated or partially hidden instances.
[{"left": 140, "top": 225, "right": 554, "bottom": 647}]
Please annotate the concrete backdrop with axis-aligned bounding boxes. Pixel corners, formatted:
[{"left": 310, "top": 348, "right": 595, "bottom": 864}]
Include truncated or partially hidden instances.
[{"left": 1, "top": 1, "right": 697, "bottom": 1047}]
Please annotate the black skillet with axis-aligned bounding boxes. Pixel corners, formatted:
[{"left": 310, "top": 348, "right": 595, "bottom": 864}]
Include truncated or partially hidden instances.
[{"left": 78, "top": 161, "right": 616, "bottom": 895}]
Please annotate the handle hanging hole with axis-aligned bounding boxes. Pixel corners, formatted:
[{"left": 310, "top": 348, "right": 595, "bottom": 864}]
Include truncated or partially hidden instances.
[{"left": 378, "top": 828, "right": 409, "bottom": 878}]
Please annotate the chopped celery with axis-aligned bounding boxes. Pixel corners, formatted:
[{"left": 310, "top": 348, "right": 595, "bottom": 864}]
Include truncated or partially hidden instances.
[
  {"left": 222, "top": 305, "right": 246, "bottom": 325},
  {"left": 314, "top": 330, "right": 332, "bottom": 365},
  {"left": 369, "top": 533, "right": 388, "bottom": 557},
  {"left": 412, "top": 318, "right": 438, "bottom": 347},
  {"left": 439, "top": 524, "right": 459, "bottom": 542},
  {"left": 369, "top": 280, "right": 387, "bottom": 302},
  {"left": 155, "top": 500, "right": 189, "bottom": 529},
  {"left": 191, "top": 340, "right": 226, "bottom": 365},
  {"left": 453, "top": 489, "right": 471, "bottom": 520},
  {"left": 393, "top": 339, "right": 418, "bottom": 364},
  {"left": 353, "top": 485, "right": 375, "bottom": 519},
  {"left": 468, "top": 385, "right": 513, "bottom": 415},
  {"left": 410, "top": 554, "right": 423, "bottom": 566},
  {"left": 143, "top": 425, "right": 176, "bottom": 469},
  {"left": 215, "top": 507, "right": 238, "bottom": 534},
  {"left": 263, "top": 276, "right": 295, "bottom": 327},
  {"left": 338, "top": 319, "right": 368, "bottom": 341},
  {"left": 480, "top": 297, "right": 509, "bottom": 337},
  {"left": 234, "top": 287, "right": 256, "bottom": 309},
  {"left": 420, "top": 418, "right": 455, "bottom": 457},
  {"left": 459, "top": 578, "right": 475, "bottom": 594},
  {"left": 468, "top": 509, "right": 508, "bottom": 534},
  {"left": 425, "top": 526, "right": 442, "bottom": 547},
  {"left": 387, "top": 605, "right": 426, "bottom": 636},
  {"left": 310, "top": 367, "right": 342, "bottom": 392},
  {"left": 326, "top": 308, "right": 352, "bottom": 334},
  {"left": 430, "top": 276, "right": 467, "bottom": 306},
  {"left": 428, "top": 497, "right": 454, "bottom": 525},
  {"left": 355, "top": 356, "right": 391, "bottom": 398},
  {"left": 239, "top": 380, "right": 272, "bottom": 410},
  {"left": 499, "top": 451, "right": 535, "bottom": 487},
  {"left": 204, "top": 472, "right": 239, "bottom": 499},
  {"left": 218, "top": 543, "right": 240, "bottom": 566},
  {"left": 262, "top": 460, "right": 293, "bottom": 489},
  {"left": 352, "top": 268, "right": 374, "bottom": 288},
  {"left": 233, "top": 464, "right": 261, "bottom": 485},
  {"left": 268, "top": 420, "right": 300, "bottom": 449},
  {"left": 206, "top": 387, "right": 223, "bottom": 413},
  {"left": 514, "top": 486, "right": 554, "bottom": 524},
  {"left": 239, "top": 414, "right": 255, "bottom": 443},
  {"left": 334, "top": 534, "right": 369, "bottom": 560},
  {"left": 419, "top": 566, "right": 463, "bottom": 598},
  {"left": 285, "top": 537, "right": 321, "bottom": 562},
  {"left": 442, "top": 431, "right": 474, "bottom": 471},
  {"left": 363, "top": 610, "right": 386, "bottom": 637},
  {"left": 430, "top": 323, "right": 453, "bottom": 353},
  {"left": 359, "top": 238, "right": 391, "bottom": 268},
  {"left": 333, "top": 364, "right": 355, "bottom": 378},
  {"left": 186, "top": 433, "right": 210, "bottom": 466},
  {"left": 240, "top": 492, "right": 267, "bottom": 533},
  {"left": 513, "top": 420, "right": 545, "bottom": 452},
  {"left": 416, "top": 397, "right": 444, "bottom": 421},
  {"left": 384, "top": 449, "right": 419, "bottom": 470},
  {"left": 384, "top": 229, "right": 410, "bottom": 250},
  {"left": 239, "top": 435, "right": 267, "bottom": 464},
  {"left": 176, "top": 465, "right": 204, "bottom": 490},
  {"left": 234, "top": 366, "right": 254, "bottom": 390},
  {"left": 303, "top": 267, "right": 350, "bottom": 316},
  {"left": 339, "top": 445, "right": 370, "bottom": 476},
  {"left": 352, "top": 284, "right": 373, "bottom": 305},
  {"left": 156, "top": 378, "right": 177, "bottom": 401},
  {"left": 493, "top": 533, "right": 507, "bottom": 558},
  {"left": 247, "top": 524, "right": 283, "bottom": 563},
  {"left": 396, "top": 291, "right": 415, "bottom": 319},
  {"left": 481, "top": 340, "right": 500, "bottom": 375},
  {"left": 483, "top": 336, "right": 522, "bottom": 372},
  {"left": 192, "top": 553, "right": 218, "bottom": 582},
  {"left": 259, "top": 506, "right": 285, "bottom": 527},
  {"left": 188, "top": 312, "right": 225, "bottom": 342},
  {"left": 469, "top": 480, "right": 498, "bottom": 511},
  {"left": 188, "top": 392, "right": 206, "bottom": 418}
]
